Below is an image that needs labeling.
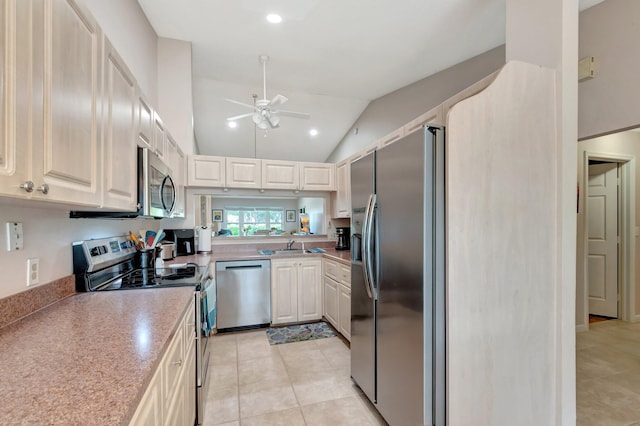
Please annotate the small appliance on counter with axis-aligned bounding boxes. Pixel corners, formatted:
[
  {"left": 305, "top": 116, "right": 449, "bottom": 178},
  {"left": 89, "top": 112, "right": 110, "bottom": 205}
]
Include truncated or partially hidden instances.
[
  {"left": 197, "top": 226, "right": 212, "bottom": 254},
  {"left": 336, "top": 227, "right": 350, "bottom": 250},
  {"left": 165, "top": 229, "right": 196, "bottom": 256}
]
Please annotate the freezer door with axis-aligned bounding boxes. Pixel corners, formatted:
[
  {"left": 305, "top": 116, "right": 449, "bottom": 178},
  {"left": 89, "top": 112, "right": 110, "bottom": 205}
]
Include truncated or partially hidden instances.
[
  {"left": 350, "top": 152, "right": 376, "bottom": 404},
  {"left": 375, "top": 126, "right": 445, "bottom": 426}
]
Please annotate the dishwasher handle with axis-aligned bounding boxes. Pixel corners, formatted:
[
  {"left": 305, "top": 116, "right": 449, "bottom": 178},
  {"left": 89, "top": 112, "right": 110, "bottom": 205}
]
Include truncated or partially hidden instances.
[{"left": 223, "top": 264, "right": 264, "bottom": 270}]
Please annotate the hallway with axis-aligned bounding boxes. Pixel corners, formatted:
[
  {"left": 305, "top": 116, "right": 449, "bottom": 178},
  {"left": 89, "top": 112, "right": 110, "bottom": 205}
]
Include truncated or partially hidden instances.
[{"left": 577, "top": 319, "right": 640, "bottom": 426}]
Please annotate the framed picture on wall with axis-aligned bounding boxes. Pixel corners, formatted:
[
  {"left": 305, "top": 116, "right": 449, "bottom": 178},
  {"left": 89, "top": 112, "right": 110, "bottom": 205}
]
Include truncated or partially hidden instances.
[
  {"left": 286, "top": 210, "right": 296, "bottom": 222},
  {"left": 212, "top": 209, "right": 223, "bottom": 222}
]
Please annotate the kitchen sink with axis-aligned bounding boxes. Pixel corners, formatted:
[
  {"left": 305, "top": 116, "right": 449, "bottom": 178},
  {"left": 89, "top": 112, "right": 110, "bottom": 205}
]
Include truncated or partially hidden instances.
[{"left": 274, "top": 249, "right": 305, "bottom": 254}]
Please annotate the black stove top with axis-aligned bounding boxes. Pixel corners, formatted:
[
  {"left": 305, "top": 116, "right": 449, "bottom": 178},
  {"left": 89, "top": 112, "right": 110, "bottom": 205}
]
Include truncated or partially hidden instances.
[{"left": 97, "top": 265, "right": 205, "bottom": 291}]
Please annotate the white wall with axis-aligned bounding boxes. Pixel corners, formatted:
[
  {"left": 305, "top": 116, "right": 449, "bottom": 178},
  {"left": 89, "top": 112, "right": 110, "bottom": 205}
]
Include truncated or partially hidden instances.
[
  {"left": 326, "top": 46, "right": 505, "bottom": 163},
  {"left": 157, "top": 38, "right": 196, "bottom": 155},
  {"left": 578, "top": 0, "right": 640, "bottom": 139},
  {"left": 80, "top": 0, "right": 158, "bottom": 105},
  {"left": 0, "top": 200, "right": 158, "bottom": 298}
]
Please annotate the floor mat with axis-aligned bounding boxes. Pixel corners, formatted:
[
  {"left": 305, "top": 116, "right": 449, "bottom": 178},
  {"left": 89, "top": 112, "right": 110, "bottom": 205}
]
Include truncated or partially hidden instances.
[{"left": 266, "top": 321, "right": 336, "bottom": 345}]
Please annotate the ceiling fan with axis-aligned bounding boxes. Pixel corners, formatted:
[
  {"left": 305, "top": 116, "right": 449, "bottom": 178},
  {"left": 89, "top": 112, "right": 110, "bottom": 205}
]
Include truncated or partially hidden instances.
[{"left": 225, "top": 55, "right": 310, "bottom": 129}]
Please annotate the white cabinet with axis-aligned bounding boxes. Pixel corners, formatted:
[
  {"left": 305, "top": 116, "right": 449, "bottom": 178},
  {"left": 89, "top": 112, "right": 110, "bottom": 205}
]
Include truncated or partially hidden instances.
[
  {"left": 137, "top": 90, "right": 153, "bottom": 149},
  {"left": 101, "top": 36, "right": 137, "bottom": 210},
  {"left": 130, "top": 301, "right": 195, "bottom": 426},
  {"left": 331, "top": 159, "right": 351, "bottom": 218},
  {"left": 27, "top": 0, "right": 102, "bottom": 206},
  {"left": 226, "top": 157, "right": 261, "bottom": 189},
  {"left": 271, "top": 258, "right": 323, "bottom": 325},
  {"left": 153, "top": 114, "right": 166, "bottom": 159},
  {"left": 300, "top": 162, "right": 335, "bottom": 191},
  {"left": 165, "top": 134, "right": 185, "bottom": 218},
  {"left": 323, "top": 276, "right": 338, "bottom": 327},
  {"left": 188, "top": 154, "right": 226, "bottom": 187},
  {"left": 323, "top": 258, "right": 351, "bottom": 341},
  {"left": 262, "top": 159, "right": 299, "bottom": 190}
]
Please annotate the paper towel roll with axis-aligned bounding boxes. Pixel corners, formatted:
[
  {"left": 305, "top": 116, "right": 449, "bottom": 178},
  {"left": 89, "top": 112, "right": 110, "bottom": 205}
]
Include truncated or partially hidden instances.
[{"left": 197, "top": 226, "right": 212, "bottom": 253}]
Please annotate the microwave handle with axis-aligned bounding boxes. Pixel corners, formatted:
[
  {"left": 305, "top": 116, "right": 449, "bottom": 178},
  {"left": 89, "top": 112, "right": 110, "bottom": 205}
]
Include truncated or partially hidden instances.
[{"left": 160, "top": 175, "right": 176, "bottom": 213}]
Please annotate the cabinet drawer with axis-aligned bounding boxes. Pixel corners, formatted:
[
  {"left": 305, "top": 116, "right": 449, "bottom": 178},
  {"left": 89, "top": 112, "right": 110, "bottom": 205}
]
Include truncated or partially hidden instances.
[
  {"left": 323, "top": 259, "right": 340, "bottom": 282},
  {"left": 339, "top": 264, "right": 351, "bottom": 288},
  {"left": 183, "top": 301, "right": 196, "bottom": 356}
]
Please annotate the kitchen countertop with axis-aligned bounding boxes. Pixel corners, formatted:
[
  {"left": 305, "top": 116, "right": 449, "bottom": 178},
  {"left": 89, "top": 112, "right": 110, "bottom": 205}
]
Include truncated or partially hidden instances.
[
  {"left": 170, "top": 247, "right": 351, "bottom": 266},
  {"left": 0, "top": 287, "right": 193, "bottom": 425}
]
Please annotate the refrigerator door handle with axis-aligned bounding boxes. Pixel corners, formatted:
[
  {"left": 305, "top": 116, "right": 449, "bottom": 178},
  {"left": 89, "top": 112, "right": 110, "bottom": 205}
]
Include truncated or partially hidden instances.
[{"left": 362, "top": 193, "right": 376, "bottom": 299}]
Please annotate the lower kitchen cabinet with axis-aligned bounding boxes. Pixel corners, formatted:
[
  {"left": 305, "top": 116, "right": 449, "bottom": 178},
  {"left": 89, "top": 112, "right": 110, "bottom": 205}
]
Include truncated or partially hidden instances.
[
  {"left": 129, "top": 301, "right": 195, "bottom": 426},
  {"left": 271, "top": 258, "right": 323, "bottom": 325},
  {"left": 323, "top": 258, "right": 351, "bottom": 341}
]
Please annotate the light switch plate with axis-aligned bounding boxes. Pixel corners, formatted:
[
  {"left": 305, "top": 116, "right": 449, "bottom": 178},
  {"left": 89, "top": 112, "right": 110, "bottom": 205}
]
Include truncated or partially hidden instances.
[{"left": 6, "top": 222, "right": 24, "bottom": 251}]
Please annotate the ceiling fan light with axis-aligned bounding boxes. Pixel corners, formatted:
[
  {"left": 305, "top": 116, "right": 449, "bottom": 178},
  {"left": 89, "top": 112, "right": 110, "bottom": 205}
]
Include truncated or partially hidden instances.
[
  {"left": 266, "top": 13, "right": 282, "bottom": 24},
  {"left": 228, "top": 121, "right": 237, "bottom": 129},
  {"left": 309, "top": 128, "right": 318, "bottom": 136}
]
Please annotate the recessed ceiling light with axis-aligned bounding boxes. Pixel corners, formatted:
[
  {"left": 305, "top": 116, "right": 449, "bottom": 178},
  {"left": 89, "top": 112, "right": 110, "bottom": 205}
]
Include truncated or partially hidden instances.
[
  {"left": 266, "top": 13, "right": 282, "bottom": 24},
  {"left": 309, "top": 129, "right": 319, "bottom": 136},
  {"left": 228, "top": 121, "right": 237, "bottom": 129}
]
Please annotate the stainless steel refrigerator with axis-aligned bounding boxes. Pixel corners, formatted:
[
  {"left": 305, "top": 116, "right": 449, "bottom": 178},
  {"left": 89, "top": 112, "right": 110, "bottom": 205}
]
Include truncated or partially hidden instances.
[{"left": 351, "top": 125, "right": 446, "bottom": 426}]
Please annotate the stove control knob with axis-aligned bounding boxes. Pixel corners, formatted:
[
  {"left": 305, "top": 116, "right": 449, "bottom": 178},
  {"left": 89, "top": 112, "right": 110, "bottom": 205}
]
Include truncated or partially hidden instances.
[{"left": 90, "top": 247, "right": 100, "bottom": 257}]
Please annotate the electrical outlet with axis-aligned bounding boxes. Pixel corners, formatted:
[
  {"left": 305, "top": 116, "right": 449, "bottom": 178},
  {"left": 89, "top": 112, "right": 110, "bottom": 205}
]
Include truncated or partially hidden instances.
[
  {"left": 27, "top": 258, "right": 39, "bottom": 286},
  {"left": 6, "top": 222, "right": 24, "bottom": 251}
]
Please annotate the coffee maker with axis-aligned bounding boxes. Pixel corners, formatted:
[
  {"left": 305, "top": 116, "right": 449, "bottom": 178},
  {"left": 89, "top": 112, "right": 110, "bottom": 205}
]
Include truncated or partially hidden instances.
[{"left": 335, "top": 227, "right": 350, "bottom": 250}]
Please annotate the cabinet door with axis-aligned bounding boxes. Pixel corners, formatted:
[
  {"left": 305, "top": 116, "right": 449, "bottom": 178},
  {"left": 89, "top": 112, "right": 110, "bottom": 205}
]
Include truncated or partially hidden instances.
[
  {"left": 128, "top": 367, "right": 163, "bottom": 426},
  {"left": 300, "top": 162, "right": 335, "bottom": 191},
  {"left": 262, "top": 159, "right": 299, "bottom": 189},
  {"left": 172, "top": 146, "right": 185, "bottom": 218},
  {"left": 182, "top": 343, "right": 196, "bottom": 426},
  {"left": 101, "top": 36, "right": 137, "bottom": 210},
  {"left": 137, "top": 90, "right": 153, "bottom": 149},
  {"left": 153, "top": 114, "right": 166, "bottom": 159},
  {"left": 187, "top": 155, "right": 225, "bottom": 187},
  {"left": 0, "top": 0, "right": 29, "bottom": 198},
  {"left": 323, "top": 276, "right": 338, "bottom": 328},
  {"left": 271, "top": 260, "right": 298, "bottom": 324},
  {"left": 32, "top": 0, "right": 101, "bottom": 205},
  {"left": 332, "top": 160, "right": 350, "bottom": 218},
  {"left": 338, "top": 283, "right": 351, "bottom": 341},
  {"left": 226, "top": 157, "right": 261, "bottom": 189},
  {"left": 298, "top": 259, "right": 322, "bottom": 321}
]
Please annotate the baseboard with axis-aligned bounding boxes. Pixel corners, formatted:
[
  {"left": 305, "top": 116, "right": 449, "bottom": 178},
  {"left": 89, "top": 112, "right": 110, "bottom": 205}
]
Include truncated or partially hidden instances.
[
  {"left": 631, "top": 314, "right": 640, "bottom": 323},
  {"left": 576, "top": 323, "right": 588, "bottom": 333}
]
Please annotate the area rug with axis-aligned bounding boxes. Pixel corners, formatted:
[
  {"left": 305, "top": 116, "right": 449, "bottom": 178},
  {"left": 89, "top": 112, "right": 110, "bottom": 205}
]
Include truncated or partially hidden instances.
[{"left": 266, "top": 321, "right": 336, "bottom": 345}]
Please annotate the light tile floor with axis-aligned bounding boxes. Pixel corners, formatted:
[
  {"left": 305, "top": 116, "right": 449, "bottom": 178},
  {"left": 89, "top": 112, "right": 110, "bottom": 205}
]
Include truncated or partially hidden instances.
[
  {"left": 577, "top": 319, "right": 640, "bottom": 426},
  {"left": 203, "top": 329, "right": 387, "bottom": 426}
]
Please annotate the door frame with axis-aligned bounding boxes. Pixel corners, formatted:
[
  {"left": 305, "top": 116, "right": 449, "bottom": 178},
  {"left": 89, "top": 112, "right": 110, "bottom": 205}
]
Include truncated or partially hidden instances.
[{"left": 581, "top": 151, "right": 636, "bottom": 330}]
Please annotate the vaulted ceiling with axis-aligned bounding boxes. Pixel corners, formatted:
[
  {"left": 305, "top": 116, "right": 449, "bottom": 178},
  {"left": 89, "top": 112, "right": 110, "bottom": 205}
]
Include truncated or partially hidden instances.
[{"left": 138, "top": 0, "right": 605, "bottom": 162}]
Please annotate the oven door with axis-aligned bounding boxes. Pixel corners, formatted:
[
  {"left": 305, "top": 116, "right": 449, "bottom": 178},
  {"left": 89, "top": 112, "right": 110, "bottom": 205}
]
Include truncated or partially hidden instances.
[{"left": 196, "top": 277, "right": 214, "bottom": 425}]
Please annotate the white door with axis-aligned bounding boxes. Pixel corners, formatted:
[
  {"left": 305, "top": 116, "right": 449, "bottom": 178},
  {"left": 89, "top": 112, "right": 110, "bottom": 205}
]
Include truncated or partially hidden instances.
[{"left": 587, "top": 162, "right": 619, "bottom": 318}]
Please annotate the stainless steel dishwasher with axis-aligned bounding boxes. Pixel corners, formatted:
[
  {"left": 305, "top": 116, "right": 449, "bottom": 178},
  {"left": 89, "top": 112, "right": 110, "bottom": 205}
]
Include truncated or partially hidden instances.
[{"left": 216, "top": 259, "right": 271, "bottom": 331}]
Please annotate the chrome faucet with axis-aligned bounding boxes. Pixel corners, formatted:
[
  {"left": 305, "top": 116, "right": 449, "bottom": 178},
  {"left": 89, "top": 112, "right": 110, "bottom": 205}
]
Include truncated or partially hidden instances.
[{"left": 286, "top": 239, "right": 295, "bottom": 250}]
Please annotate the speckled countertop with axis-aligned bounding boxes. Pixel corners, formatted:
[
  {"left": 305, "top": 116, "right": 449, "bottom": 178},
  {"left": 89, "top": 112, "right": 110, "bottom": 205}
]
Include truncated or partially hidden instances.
[
  {"left": 171, "top": 246, "right": 352, "bottom": 266},
  {"left": 0, "top": 287, "right": 193, "bottom": 425}
]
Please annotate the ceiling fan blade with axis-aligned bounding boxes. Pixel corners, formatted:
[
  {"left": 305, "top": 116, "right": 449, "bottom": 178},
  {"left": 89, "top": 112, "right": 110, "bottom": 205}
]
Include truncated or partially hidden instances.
[
  {"left": 273, "top": 110, "right": 311, "bottom": 119},
  {"left": 226, "top": 112, "right": 254, "bottom": 121},
  {"left": 269, "top": 94, "right": 288, "bottom": 107},
  {"left": 266, "top": 113, "right": 280, "bottom": 129},
  {"left": 224, "top": 98, "right": 257, "bottom": 110}
]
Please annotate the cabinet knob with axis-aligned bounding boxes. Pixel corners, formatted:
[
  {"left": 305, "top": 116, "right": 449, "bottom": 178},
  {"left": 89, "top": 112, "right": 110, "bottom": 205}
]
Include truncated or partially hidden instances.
[
  {"left": 172, "top": 359, "right": 183, "bottom": 367},
  {"left": 37, "top": 183, "right": 50, "bottom": 195},
  {"left": 20, "top": 181, "right": 34, "bottom": 193}
]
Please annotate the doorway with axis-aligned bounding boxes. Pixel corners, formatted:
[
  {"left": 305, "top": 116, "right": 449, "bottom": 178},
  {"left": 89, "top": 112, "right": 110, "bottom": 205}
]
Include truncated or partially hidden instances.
[{"left": 581, "top": 151, "right": 636, "bottom": 330}]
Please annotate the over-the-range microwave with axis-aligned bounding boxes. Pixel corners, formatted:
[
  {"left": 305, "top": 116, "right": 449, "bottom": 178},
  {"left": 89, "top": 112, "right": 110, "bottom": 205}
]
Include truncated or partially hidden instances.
[{"left": 70, "top": 147, "right": 176, "bottom": 219}]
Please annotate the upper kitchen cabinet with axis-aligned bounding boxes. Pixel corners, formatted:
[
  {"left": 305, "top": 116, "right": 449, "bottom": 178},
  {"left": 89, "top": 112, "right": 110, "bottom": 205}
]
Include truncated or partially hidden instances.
[
  {"left": 166, "top": 134, "right": 185, "bottom": 218},
  {"left": 0, "top": 0, "right": 27, "bottom": 198},
  {"left": 262, "top": 159, "right": 299, "bottom": 190},
  {"left": 153, "top": 114, "right": 166, "bottom": 160},
  {"left": 188, "top": 154, "right": 225, "bottom": 187},
  {"left": 226, "top": 157, "right": 261, "bottom": 189},
  {"left": 300, "top": 162, "right": 335, "bottom": 191},
  {"left": 331, "top": 158, "right": 351, "bottom": 218},
  {"left": 101, "top": 36, "right": 137, "bottom": 210},
  {"left": 28, "top": 0, "right": 102, "bottom": 206},
  {"left": 136, "top": 90, "right": 153, "bottom": 150}
]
